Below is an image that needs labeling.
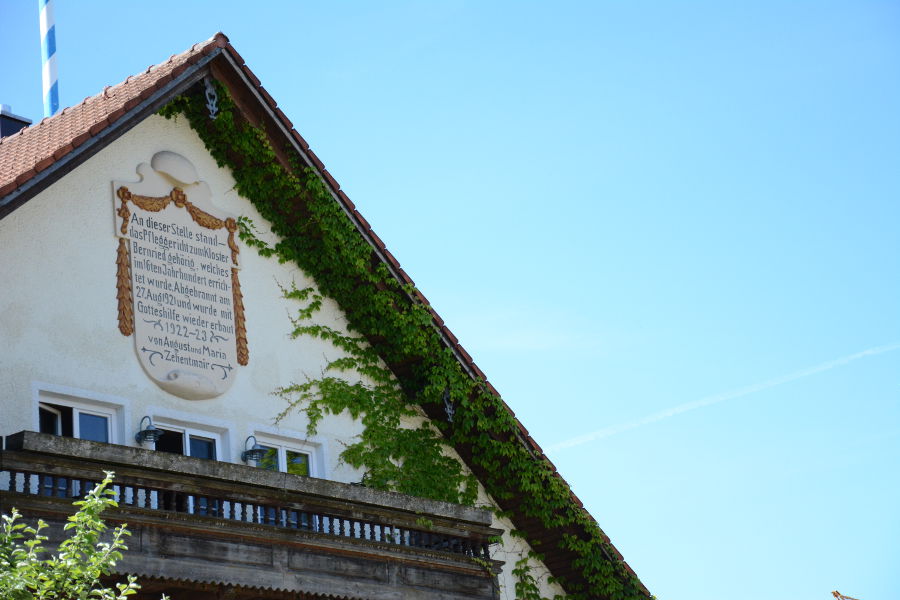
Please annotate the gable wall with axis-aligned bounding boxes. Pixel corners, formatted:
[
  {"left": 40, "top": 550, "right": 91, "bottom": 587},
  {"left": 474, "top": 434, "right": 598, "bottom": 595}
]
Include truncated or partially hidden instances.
[{"left": 0, "top": 113, "right": 564, "bottom": 599}]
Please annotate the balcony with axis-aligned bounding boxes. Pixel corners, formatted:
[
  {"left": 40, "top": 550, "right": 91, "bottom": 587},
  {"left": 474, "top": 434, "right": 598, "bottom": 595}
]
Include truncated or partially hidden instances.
[{"left": 0, "top": 431, "right": 502, "bottom": 600}]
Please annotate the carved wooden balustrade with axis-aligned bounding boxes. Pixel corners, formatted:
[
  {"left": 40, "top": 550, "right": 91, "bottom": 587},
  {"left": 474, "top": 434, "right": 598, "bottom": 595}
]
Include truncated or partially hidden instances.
[{"left": 0, "top": 431, "right": 503, "bottom": 600}]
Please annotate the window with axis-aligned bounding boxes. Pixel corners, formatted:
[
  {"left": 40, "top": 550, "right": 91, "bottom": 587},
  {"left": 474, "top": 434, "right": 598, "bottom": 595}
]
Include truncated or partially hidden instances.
[
  {"left": 38, "top": 401, "right": 115, "bottom": 443},
  {"left": 154, "top": 424, "right": 219, "bottom": 460},
  {"left": 257, "top": 443, "right": 311, "bottom": 477}
]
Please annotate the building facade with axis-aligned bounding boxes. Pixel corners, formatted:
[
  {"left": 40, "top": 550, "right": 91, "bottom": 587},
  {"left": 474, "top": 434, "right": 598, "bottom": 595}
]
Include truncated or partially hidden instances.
[{"left": 0, "top": 34, "right": 649, "bottom": 600}]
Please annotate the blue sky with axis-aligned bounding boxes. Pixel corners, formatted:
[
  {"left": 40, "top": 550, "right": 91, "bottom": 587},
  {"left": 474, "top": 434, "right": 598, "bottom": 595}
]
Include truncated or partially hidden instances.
[{"left": 3, "top": 2, "right": 898, "bottom": 598}]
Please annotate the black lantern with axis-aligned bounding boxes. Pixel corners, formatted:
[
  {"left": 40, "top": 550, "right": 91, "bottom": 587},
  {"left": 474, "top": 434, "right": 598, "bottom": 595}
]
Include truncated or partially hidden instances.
[
  {"left": 241, "top": 435, "right": 267, "bottom": 463},
  {"left": 134, "top": 416, "right": 163, "bottom": 444}
]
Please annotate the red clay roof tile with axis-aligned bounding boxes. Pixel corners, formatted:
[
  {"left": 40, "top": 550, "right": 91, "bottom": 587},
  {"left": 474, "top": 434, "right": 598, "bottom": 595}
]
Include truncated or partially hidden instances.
[
  {"left": 33, "top": 156, "right": 54, "bottom": 173},
  {"left": 15, "top": 170, "right": 36, "bottom": 186},
  {"left": 225, "top": 44, "right": 245, "bottom": 65},
  {"left": 352, "top": 210, "right": 371, "bottom": 231},
  {"left": 274, "top": 108, "right": 292, "bottom": 128},
  {"left": 336, "top": 190, "right": 355, "bottom": 210},
  {"left": 257, "top": 86, "right": 277, "bottom": 108},
  {"left": 367, "top": 229, "right": 384, "bottom": 250},
  {"left": 456, "top": 344, "right": 472, "bottom": 363},
  {"left": 383, "top": 249, "right": 401, "bottom": 270},
  {"left": 52, "top": 144, "right": 73, "bottom": 160},
  {"left": 427, "top": 307, "right": 444, "bottom": 327},
  {"left": 291, "top": 129, "right": 310, "bottom": 151},
  {"left": 441, "top": 326, "right": 459, "bottom": 345},
  {"left": 306, "top": 150, "right": 326, "bottom": 171},
  {"left": 321, "top": 170, "right": 340, "bottom": 191},
  {"left": 242, "top": 65, "right": 262, "bottom": 88}
]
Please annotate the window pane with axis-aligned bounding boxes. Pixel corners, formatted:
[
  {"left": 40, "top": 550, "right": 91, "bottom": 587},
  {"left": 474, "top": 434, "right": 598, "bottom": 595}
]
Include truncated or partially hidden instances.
[
  {"left": 58, "top": 406, "right": 74, "bottom": 437},
  {"left": 40, "top": 404, "right": 74, "bottom": 437},
  {"left": 189, "top": 436, "right": 216, "bottom": 460},
  {"left": 39, "top": 407, "right": 61, "bottom": 435},
  {"left": 156, "top": 429, "right": 185, "bottom": 455},
  {"left": 258, "top": 446, "right": 279, "bottom": 470},
  {"left": 79, "top": 413, "right": 109, "bottom": 443},
  {"left": 286, "top": 451, "right": 309, "bottom": 476}
]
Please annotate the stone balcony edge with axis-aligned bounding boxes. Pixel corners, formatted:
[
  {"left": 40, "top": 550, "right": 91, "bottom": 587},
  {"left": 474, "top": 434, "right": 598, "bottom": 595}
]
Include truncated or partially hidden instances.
[{"left": 3, "top": 431, "right": 494, "bottom": 527}]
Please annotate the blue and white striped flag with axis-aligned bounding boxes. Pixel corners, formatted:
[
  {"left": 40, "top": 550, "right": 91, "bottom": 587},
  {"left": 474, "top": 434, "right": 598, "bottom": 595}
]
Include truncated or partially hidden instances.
[{"left": 39, "top": 0, "right": 59, "bottom": 117}]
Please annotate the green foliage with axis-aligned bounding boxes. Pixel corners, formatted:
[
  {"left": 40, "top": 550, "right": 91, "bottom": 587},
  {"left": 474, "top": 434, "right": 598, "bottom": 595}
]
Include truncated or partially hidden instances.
[
  {"left": 159, "top": 82, "right": 650, "bottom": 600},
  {"left": 514, "top": 554, "right": 566, "bottom": 600},
  {"left": 274, "top": 283, "right": 478, "bottom": 504},
  {"left": 0, "top": 473, "right": 149, "bottom": 600}
]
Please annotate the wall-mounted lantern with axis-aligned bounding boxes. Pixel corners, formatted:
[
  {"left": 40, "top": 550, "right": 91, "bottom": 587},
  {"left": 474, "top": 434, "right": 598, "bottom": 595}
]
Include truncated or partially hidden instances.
[
  {"left": 134, "top": 415, "right": 163, "bottom": 445},
  {"left": 241, "top": 435, "right": 267, "bottom": 464}
]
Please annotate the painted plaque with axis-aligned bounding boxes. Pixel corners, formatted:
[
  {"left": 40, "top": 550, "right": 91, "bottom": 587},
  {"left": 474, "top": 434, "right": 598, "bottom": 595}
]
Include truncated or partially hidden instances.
[{"left": 113, "top": 151, "right": 248, "bottom": 399}]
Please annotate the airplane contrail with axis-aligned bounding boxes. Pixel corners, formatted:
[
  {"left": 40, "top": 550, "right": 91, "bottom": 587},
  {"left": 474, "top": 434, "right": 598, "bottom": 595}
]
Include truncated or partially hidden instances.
[{"left": 548, "top": 342, "right": 900, "bottom": 452}]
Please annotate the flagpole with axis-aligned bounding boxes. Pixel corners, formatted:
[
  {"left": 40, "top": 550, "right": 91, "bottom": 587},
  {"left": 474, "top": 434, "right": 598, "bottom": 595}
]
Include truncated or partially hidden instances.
[{"left": 39, "top": 0, "right": 59, "bottom": 117}]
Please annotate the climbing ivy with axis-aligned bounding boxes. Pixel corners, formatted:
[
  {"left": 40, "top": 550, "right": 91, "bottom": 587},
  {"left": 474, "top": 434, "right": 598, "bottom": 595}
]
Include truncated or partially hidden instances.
[
  {"left": 159, "top": 82, "right": 650, "bottom": 600},
  {"left": 514, "top": 553, "right": 565, "bottom": 600},
  {"left": 271, "top": 282, "right": 479, "bottom": 504}
]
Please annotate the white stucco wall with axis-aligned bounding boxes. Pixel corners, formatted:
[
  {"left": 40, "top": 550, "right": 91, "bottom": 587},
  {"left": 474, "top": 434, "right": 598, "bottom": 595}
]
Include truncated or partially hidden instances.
[{"left": 0, "top": 113, "right": 564, "bottom": 599}]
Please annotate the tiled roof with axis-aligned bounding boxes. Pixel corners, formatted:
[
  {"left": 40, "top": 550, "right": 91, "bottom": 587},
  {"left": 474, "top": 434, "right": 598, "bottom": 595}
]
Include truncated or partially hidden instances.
[
  {"left": 0, "top": 33, "right": 648, "bottom": 597},
  {"left": 0, "top": 33, "right": 228, "bottom": 198}
]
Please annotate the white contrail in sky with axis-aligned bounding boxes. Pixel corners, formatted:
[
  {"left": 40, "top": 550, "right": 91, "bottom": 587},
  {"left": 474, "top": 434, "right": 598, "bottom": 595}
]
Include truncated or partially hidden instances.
[{"left": 548, "top": 342, "right": 900, "bottom": 452}]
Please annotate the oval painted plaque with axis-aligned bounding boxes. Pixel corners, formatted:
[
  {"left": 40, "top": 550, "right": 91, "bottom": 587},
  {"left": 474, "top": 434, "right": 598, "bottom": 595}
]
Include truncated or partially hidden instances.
[{"left": 113, "top": 152, "right": 248, "bottom": 399}]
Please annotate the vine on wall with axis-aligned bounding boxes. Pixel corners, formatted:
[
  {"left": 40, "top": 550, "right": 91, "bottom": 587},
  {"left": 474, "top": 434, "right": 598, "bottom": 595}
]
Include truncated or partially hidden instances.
[
  {"left": 271, "top": 282, "right": 479, "bottom": 504},
  {"left": 159, "top": 82, "right": 650, "bottom": 600}
]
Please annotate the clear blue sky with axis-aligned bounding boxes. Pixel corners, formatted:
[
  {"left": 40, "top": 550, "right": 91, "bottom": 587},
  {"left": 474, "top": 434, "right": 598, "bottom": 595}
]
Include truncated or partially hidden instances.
[{"left": 3, "top": 2, "right": 898, "bottom": 599}]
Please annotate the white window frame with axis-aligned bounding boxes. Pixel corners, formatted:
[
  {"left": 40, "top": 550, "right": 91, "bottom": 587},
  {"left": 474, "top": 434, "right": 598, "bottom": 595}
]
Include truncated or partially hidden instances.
[
  {"left": 32, "top": 383, "right": 127, "bottom": 445},
  {"left": 143, "top": 405, "right": 234, "bottom": 463},
  {"left": 38, "top": 404, "right": 63, "bottom": 435},
  {"left": 154, "top": 422, "right": 223, "bottom": 460},
  {"left": 255, "top": 439, "right": 313, "bottom": 477},
  {"left": 252, "top": 429, "right": 325, "bottom": 479}
]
